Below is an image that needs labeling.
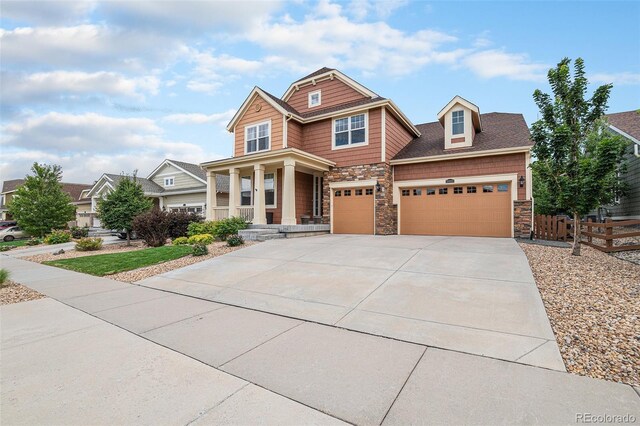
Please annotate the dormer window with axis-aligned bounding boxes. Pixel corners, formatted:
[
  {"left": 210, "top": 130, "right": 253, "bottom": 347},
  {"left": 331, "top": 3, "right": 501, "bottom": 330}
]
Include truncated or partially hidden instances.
[
  {"left": 452, "top": 110, "right": 464, "bottom": 135},
  {"left": 308, "top": 90, "right": 321, "bottom": 108},
  {"left": 164, "top": 177, "right": 175, "bottom": 187}
]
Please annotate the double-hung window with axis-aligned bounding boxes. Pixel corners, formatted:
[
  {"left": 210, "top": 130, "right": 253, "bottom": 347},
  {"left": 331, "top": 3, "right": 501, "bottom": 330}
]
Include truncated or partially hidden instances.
[
  {"left": 245, "top": 121, "right": 270, "bottom": 154},
  {"left": 452, "top": 110, "right": 464, "bottom": 135},
  {"left": 333, "top": 113, "right": 367, "bottom": 149}
]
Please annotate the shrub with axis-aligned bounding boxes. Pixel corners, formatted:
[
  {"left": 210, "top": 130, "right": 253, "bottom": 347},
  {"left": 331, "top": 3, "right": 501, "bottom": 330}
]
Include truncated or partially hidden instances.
[
  {"left": 0, "top": 268, "right": 9, "bottom": 287},
  {"left": 172, "top": 236, "right": 189, "bottom": 245},
  {"left": 75, "top": 237, "right": 103, "bottom": 251},
  {"left": 167, "top": 211, "right": 202, "bottom": 239},
  {"left": 214, "top": 217, "right": 248, "bottom": 241},
  {"left": 133, "top": 209, "right": 171, "bottom": 247},
  {"left": 44, "top": 230, "right": 72, "bottom": 245},
  {"left": 187, "top": 220, "right": 217, "bottom": 237},
  {"left": 70, "top": 226, "right": 89, "bottom": 239},
  {"left": 26, "top": 237, "right": 42, "bottom": 246},
  {"left": 191, "top": 243, "right": 208, "bottom": 256},
  {"left": 0, "top": 246, "right": 13, "bottom": 252},
  {"left": 226, "top": 234, "right": 245, "bottom": 247},
  {"left": 187, "top": 234, "right": 214, "bottom": 245}
]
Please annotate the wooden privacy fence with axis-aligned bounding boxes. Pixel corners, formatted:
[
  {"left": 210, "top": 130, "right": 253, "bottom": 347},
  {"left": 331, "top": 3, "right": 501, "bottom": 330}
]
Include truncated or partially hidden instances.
[
  {"left": 534, "top": 214, "right": 570, "bottom": 241},
  {"left": 580, "top": 219, "right": 640, "bottom": 253}
]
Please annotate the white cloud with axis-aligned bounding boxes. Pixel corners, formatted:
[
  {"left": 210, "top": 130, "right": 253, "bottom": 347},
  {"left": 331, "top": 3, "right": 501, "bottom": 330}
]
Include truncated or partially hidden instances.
[
  {"left": 0, "top": 0, "right": 96, "bottom": 26},
  {"left": 186, "top": 52, "right": 263, "bottom": 94},
  {"left": 1, "top": 71, "right": 160, "bottom": 104},
  {"left": 590, "top": 72, "right": 640, "bottom": 86},
  {"left": 462, "top": 49, "right": 549, "bottom": 82},
  {"left": 163, "top": 109, "right": 236, "bottom": 125},
  {"left": 347, "top": 0, "right": 408, "bottom": 21}
]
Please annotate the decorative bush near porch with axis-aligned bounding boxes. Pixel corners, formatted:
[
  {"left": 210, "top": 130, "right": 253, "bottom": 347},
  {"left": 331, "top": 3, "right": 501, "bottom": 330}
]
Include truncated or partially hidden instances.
[{"left": 43, "top": 245, "right": 193, "bottom": 276}]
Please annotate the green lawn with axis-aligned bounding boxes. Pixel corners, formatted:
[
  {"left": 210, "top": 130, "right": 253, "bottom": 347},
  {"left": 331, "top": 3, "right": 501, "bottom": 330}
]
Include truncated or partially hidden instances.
[
  {"left": 0, "top": 239, "right": 28, "bottom": 247},
  {"left": 43, "top": 245, "right": 193, "bottom": 276}
]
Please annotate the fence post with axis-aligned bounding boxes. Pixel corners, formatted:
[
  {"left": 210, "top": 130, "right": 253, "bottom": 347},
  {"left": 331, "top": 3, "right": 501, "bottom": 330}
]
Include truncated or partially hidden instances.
[
  {"left": 560, "top": 218, "right": 566, "bottom": 242},
  {"left": 587, "top": 218, "right": 592, "bottom": 243},
  {"left": 605, "top": 218, "right": 613, "bottom": 251}
]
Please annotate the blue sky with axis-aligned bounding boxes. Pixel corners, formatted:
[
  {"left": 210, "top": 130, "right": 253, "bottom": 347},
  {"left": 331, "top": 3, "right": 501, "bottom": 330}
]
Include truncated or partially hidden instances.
[{"left": 1, "top": 0, "right": 638, "bottom": 183}]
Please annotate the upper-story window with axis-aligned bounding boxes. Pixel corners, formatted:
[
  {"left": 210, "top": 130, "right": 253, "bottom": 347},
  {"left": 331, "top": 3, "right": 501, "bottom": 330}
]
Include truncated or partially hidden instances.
[
  {"left": 164, "top": 177, "right": 175, "bottom": 187},
  {"left": 333, "top": 113, "right": 367, "bottom": 149},
  {"left": 245, "top": 121, "right": 270, "bottom": 154},
  {"left": 452, "top": 110, "right": 464, "bottom": 135},
  {"left": 308, "top": 90, "right": 321, "bottom": 108}
]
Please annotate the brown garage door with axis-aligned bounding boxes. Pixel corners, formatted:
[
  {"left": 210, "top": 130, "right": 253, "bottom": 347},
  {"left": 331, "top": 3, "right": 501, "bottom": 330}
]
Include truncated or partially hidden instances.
[
  {"left": 400, "top": 183, "right": 511, "bottom": 237},
  {"left": 332, "top": 187, "right": 374, "bottom": 234}
]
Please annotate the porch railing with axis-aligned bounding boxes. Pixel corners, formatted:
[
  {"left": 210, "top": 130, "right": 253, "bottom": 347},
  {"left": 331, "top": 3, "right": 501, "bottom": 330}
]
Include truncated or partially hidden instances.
[
  {"left": 212, "top": 207, "right": 229, "bottom": 221},
  {"left": 237, "top": 207, "right": 254, "bottom": 223}
]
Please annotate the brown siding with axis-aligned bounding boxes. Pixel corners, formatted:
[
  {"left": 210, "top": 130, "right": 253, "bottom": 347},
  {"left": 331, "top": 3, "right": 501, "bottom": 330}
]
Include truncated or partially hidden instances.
[
  {"left": 287, "top": 120, "right": 303, "bottom": 150},
  {"left": 266, "top": 169, "right": 283, "bottom": 224},
  {"left": 295, "top": 171, "right": 314, "bottom": 222},
  {"left": 385, "top": 110, "right": 413, "bottom": 161},
  {"left": 394, "top": 153, "right": 527, "bottom": 200},
  {"left": 234, "top": 94, "right": 283, "bottom": 157},
  {"left": 287, "top": 78, "right": 367, "bottom": 114},
  {"left": 301, "top": 107, "right": 382, "bottom": 167}
]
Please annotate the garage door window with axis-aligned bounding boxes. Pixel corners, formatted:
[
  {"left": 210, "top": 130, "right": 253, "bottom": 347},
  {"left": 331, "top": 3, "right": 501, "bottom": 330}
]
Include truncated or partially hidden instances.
[
  {"left": 483, "top": 185, "right": 494, "bottom": 193},
  {"left": 453, "top": 187, "right": 463, "bottom": 194},
  {"left": 366, "top": 188, "right": 373, "bottom": 195},
  {"left": 426, "top": 188, "right": 435, "bottom": 195},
  {"left": 467, "top": 186, "right": 477, "bottom": 193},
  {"left": 335, "top": 190, "right": 341, "bottom": 197},
  {"left": 402, "top": 189, "right": 410, "bottom": 196},
  {"left": 355, "top": 189, "right": 363, "bottom": 196},
  {"left": 439, "top": 188, "right": 448, "bottom": 195},
  {"left": 413, "top": 189, "right": 422, "bottom": 196},
  {"left": 497, "top": 184, "right": 509, "bottom": 192},
  {"left": 344, "top": 190, "right": 351, "bottom": 196}
]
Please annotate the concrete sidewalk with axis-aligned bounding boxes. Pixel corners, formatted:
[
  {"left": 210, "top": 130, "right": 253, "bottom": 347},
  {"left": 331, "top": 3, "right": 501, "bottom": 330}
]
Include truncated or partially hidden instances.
[{"left": 2, "top": 255, "right": 639, "bottom": 425}]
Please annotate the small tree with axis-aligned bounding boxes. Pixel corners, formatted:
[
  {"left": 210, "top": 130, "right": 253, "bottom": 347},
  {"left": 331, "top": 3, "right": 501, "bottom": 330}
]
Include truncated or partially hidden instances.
[
  {"left": 531, "top": 58, "right": 628, "bottom": 255},
  {"left": 97, "top": 174, "right": 152, "bottom": 245},
  {"left": 8, "top": 163, "right": 76, "bottom": 237}
]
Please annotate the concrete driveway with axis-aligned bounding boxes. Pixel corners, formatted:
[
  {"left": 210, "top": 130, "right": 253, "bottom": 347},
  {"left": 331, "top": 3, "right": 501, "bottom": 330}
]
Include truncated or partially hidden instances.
[{"left": 140, "top": 235, "right": 564, "bottom": 371}]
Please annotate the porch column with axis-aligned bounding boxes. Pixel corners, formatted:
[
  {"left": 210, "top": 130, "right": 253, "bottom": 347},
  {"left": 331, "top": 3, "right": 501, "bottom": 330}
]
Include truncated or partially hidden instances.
[
  {"left": 228, "top": 168, "right": 240, "bottom": 217},
  {"left": 205, "top": 171, "right": 217, "bottom": 220},
  {"left": 253, "top": 164, "right": 267, "bottom": 225},
  {"left": 282, "top": 158, "right": 296, "bottom": 225},
  {"left": 159, "top": 196, "right": 164, "bottom": 210}
]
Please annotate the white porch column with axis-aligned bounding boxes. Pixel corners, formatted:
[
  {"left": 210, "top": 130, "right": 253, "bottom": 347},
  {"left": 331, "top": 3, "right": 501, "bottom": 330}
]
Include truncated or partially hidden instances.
[
  {"left": 205, "top": 171, "right": 217, "bottom": 220},
  {"left": 228, "top": 168, "right": 240, "bottom": 217},
  {"left": 282, "top": 158, "right": 296, "bottom": 225},
  {"left": 253, "top": 164, "right": 267, "bottom": 225},
  {"left": 159, "top": 196, "right": 164, "bottom": 210}
]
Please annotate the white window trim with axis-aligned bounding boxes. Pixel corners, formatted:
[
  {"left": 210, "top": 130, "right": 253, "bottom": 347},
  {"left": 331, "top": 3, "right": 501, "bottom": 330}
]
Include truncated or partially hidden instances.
[
  {"left": 308, "top": 90, "right": 321, "bottom": 108},
  {"left": 239, "top": 171, "right": 278, "bottom": 209},
  {"left": 452, "top": 109, "right": 464, "bottom": 135},
  {"left": 331, "top": 111, "right": 369, "bottom": 151},
  {"left": 244, "top": 119, "right": 272, "bottom": 155},
  {"left": 240, "top": 175, "right": 253, "bottom": 206},
  {"left": 164, "top": 176, "right": 175, "bottom": 187}
]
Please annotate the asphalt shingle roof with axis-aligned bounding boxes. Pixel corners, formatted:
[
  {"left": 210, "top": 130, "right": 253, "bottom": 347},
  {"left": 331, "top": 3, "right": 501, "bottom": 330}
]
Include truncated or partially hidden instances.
[
  {"left": 165, "top": 160, "right": 229, "bottom": 193},
  {"left": 393, "top": 112, "right": 533, "bottom": 160},
  {"left": 1, "top": 179, "right": 91, "bottom": 201},
  {"left": 105, "top": 174, "right": 165, "bottom": 194},
  {"left": 293, "top": 67, "right": 335, "bottom": 83},
  {"left": 607, "top": 110, "right": 640, "bottom": 142}
]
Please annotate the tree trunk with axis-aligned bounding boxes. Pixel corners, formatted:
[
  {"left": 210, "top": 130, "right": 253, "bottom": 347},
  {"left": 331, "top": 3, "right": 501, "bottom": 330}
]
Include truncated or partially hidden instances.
[
  {"left": 571, "top": 212, "right": 581, "bottom": 256},
  {"left": 126, "top": 230, "right": 131, "bottom": 246}
]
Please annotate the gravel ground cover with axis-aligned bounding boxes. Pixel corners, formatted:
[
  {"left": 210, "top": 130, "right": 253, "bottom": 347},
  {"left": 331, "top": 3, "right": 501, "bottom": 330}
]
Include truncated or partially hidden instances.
[
  {"left": 111, "top": 241, "right": 258, "bottom": 282},
  {"left": 519, "top": 242, "right": 639, "bottom": 386},
  {"left": 0, "top": 281, "right": 46, "bottom": 305},
  {"left": 24, "top": 241, "right": 147, "bottom": 263}
]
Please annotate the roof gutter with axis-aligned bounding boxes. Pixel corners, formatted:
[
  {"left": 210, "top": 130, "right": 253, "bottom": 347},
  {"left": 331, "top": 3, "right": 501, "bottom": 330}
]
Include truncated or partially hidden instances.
[{"left": 390, "top": 146, "right": 532, "bottom": 165}]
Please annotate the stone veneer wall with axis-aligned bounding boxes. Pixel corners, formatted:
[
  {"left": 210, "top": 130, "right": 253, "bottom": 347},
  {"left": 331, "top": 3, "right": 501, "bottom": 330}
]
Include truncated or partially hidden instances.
[
  {"left": 322, "top": 163, "right": 397, "bottom": 235},
  {"left": 514, "top": 200, "right": 533, "bottom": 238}
]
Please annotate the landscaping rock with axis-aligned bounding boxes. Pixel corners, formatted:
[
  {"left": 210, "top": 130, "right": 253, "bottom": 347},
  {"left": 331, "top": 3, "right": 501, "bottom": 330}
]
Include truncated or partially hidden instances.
[{"left": 0, "top": 281, "right": 46, "bottom": 305}]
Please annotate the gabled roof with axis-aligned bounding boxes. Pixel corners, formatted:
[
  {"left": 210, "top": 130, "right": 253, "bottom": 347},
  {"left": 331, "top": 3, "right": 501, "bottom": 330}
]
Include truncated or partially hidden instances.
[
  {"left": 1, "top": 179, "right": 24, "bottom": 194},
  {"left": 147, "top": 159, "right": 207, "bottom": 184},
  {"left": 607, "top": 110, "right": 640, "bottom": 144},
  {"left": 87, "top": 173, "right": 164, "bottom": 197},
  {"left": 227, "top": 87, "right": 301, "bottom": 131},
  {"left": 437, "top": 95, "right": 482, "bottom": 132},
  {"left": 282, "top": 68, "right": 378, "bottom": 102},
  {"left": 393, "top": 113, "right": 532, "bottom": 161},
  {"left": 1, "top": 178, "right": 91, "bottom": 201}
]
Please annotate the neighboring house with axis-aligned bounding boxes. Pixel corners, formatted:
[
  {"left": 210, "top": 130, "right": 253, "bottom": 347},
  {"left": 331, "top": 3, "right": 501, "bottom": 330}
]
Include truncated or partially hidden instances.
[
  {"left": 600, "top": 110, "right": 640, "bottom": 220},
  {"left": 201, "top": 67, "right": 533, "bottom": 237},
  {"left": 85, "top": 159, "right": 229, "bottom": 227},
  {"left": 0, "top": 179, "right": 92, "bottom": 224}
]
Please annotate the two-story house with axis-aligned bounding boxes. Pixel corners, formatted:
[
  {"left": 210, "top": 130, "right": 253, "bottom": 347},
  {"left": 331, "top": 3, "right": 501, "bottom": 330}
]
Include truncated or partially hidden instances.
[{"left": 201, "top": 68, "right": 533, "bottom": 238}]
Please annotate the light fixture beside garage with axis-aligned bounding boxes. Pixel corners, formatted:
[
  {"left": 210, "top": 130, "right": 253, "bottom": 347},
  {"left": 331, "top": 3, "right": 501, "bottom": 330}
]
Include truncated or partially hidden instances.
[
  {"left": 376, "top": 182, "right": 382, "bottom": 192},
  {"left": 519, "top": 175, "right": 525, "bottom": 188}
]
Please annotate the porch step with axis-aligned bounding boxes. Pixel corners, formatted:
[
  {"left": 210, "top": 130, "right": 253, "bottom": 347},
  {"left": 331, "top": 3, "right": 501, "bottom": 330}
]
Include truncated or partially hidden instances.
[
  {"left": 238, "top": 228, "right": 280, "bottom": 241},
  {"left": 257, "top": 233, "right": 286, "bottom": 241},
  {"left": 242, "top": 224, "right": 330, "bottom": 241}
]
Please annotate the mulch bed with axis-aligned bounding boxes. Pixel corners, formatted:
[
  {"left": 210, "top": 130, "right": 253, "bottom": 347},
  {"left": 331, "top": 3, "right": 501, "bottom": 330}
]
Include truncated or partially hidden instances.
[{"left": 520, "top": 242, "right": 639, "bottom": 386}]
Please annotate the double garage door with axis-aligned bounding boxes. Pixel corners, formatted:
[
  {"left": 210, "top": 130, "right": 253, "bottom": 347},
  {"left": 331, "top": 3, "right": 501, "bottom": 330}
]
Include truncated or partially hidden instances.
[
  {"left": 400, "top": 183, "right": 512, "bottom": 237},
  {"left": 332, "top": 186, "right": 374, "bottom": 234}
]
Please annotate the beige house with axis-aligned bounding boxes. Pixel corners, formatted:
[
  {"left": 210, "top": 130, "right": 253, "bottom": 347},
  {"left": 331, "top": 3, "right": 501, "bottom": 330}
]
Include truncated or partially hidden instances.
[{"left": 85, "top": 159, "right": 229, "bottom": 227}]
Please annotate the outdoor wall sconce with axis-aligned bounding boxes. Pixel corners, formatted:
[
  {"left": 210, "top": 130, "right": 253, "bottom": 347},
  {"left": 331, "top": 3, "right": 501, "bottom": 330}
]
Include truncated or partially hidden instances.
[
  {"left": 376, "top": 182, "right": 382, "bottom": 192},
  {"left": 519, "top": 175, "right": 525, "bottom": 188}
]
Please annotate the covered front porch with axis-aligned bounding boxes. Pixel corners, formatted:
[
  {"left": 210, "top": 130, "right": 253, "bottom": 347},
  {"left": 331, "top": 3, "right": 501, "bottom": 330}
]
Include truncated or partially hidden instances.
[{"left": 201, "top": 148, "right": 335, "bottom": 225}]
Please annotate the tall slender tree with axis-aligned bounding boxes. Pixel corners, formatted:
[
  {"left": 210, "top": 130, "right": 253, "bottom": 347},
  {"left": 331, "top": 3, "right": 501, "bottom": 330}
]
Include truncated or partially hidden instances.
[
  {"left": 97, "top": 173, "right": 152, "bottom": 245},
  {"left": 8, "top": 163, "right": 76, "bottom": 237},
  {"left": 531, "top": 58, "right": 627, "bottom": 255}
]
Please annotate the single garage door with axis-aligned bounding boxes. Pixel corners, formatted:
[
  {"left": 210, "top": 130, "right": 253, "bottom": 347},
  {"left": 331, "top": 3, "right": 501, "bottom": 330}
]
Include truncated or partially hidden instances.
[
  {"left": 400, "top": 183, "right": 511, "bottom": 237},
  {"left": 332, "top": 187, "right": 374, "bottom": 234}
]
